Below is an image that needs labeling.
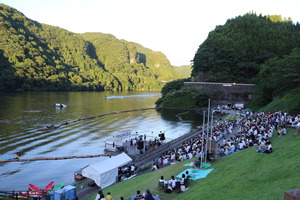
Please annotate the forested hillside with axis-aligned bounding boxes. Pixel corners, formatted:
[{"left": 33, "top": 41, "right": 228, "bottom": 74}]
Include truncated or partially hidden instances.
[
  {"left": 192, "top": 13, "right": 300, "bottom": 83},
  {"left": 173, "top": 65, "right": 192, "bottom": 78},
  {"left": 158, "top": 13, "right": 300, "bottom": 113},
  {"left": 81, "top": 33, "right": 180, "bottom": 90},
  {"left": 0, "top": 4, "right": 181, "bottom": 91}
]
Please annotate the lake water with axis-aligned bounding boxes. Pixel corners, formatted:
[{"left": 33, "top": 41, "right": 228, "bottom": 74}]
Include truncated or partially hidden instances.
[{"left": 0, "top": 91, "right": 202, "bottom": 191}]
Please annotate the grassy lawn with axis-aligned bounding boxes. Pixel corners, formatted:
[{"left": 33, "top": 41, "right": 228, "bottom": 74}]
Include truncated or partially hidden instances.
[{"left": 85, "top": 128, "right": 300, "bottom": 200}]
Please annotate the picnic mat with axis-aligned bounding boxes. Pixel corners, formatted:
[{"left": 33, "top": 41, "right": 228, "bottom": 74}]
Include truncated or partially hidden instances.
[
  {"left": 201, "top": 162, "right": 211, "bottom": 169},
  {"left": 176, "top": 168, "right": 214, "bottom": 180}
]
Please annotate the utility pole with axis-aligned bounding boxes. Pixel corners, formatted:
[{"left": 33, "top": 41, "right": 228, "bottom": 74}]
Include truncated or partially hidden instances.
[
  {"left": 200, "top": 111, "right": 205, "bottom": 168},
  {"left": 205, "top": 99, "right": 210, "bottom": 163}
]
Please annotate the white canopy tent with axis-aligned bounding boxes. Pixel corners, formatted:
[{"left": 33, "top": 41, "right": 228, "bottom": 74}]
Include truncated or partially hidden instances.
[{"left": 82, "top": 153, "right": 132, "bottom": 188}]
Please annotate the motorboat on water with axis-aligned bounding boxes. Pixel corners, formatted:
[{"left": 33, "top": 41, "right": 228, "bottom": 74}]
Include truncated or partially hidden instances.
[{"left": 54, "top": 103, "right": 67, "bottom": 108}]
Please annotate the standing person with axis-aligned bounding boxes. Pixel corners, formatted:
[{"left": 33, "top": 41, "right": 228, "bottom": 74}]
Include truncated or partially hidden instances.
[
  {"left": 106, "top": 192, "right": 113, "bottom": 200},
  {"left": 130, "top": 164, "right": 136, "bottom": 176}
]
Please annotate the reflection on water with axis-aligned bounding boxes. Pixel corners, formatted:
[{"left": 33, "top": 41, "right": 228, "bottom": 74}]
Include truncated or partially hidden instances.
[{"left": 0, "top": 91, "right": 202, "bottom": 191}]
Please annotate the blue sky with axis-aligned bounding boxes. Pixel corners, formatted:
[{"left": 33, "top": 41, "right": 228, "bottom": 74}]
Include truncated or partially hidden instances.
[{"left": 1, "top": 0, "right": 300, "bottom": 66}]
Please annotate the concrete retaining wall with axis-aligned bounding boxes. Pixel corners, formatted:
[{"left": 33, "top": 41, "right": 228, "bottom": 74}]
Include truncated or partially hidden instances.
[{"left": 185, "top": 82, "right": 255, "bottom": 106}]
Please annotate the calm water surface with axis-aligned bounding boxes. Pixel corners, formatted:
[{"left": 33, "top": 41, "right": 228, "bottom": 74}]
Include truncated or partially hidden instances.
[{"left": 0, "top": 91, "right": 202, "bottom": 191}]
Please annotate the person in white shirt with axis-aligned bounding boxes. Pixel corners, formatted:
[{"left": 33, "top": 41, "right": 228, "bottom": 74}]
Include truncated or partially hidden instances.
[{"left": 169, "top": 176, "right": 178, "bottom": 189}]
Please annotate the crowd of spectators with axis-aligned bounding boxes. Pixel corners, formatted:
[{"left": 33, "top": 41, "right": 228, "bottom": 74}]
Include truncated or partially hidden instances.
[
  {"left": 217, "top": 111, "right": 300, "bottom": 156},
  {"left": 100, "top": 111, "right": 300, "bottom": 199}
]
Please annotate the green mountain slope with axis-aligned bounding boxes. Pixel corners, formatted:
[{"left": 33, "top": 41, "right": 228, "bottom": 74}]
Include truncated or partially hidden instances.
[
  {"left": 81, "top": 33, "right": 182, "bottom": 91},
  {"left": 0, "top": 3, "right": 181, "bottom": 91},
  {"left": 192, "top": 13, "right": 300, "bottom": 83},
  {"left": 173, "top": 65, "right": 192, "bottom": 78},
  {"left": 188, "top": 13, "right": 300, "bottom": 113}
]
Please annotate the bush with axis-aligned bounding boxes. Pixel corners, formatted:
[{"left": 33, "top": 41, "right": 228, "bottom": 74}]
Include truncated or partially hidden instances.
[{"left": 156, "top": 86, "right": 209, "bottom": 109}]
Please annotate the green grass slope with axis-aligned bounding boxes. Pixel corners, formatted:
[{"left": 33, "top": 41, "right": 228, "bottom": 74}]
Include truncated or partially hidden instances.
[
  {"left": 257, "top": 89, "right": 300, "bottom": 115},
  {"left": 85, "top": 128, "right": 300, "bottom": 200}
]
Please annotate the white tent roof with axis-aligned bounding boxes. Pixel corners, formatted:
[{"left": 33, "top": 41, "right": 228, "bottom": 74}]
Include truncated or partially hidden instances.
[{"left": 82, "top": 153, "right": 132, "bottom": 188}]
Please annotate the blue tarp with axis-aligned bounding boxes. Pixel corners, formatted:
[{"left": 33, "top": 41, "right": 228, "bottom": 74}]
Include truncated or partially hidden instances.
[{"left": 176, "top": 168, "right": 214, "bottom": 180}]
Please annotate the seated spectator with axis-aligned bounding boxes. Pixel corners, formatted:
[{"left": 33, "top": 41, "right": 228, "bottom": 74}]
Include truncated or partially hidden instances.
[
  {"left": 95, "top": 190, "right": 103, "bottom": 200},
  {"left": 151, "top": 163, "right": 157, "bottom": 171},
  {"left": 180, "top": 174, "right": 186, "bottom": 185},
  {"left": 229, "top": 143, "right": 236, "bottom": 153},
  {"left": 256, "top": 141, "right": 266, "bottom": 153},
  {"left": 238, "top": 140, "right": 245, "bottom": 150},
  {"left": 170, "top": 159, "right": 177, "bottom": 165},
  {"left": 207, "top": 151, "right": 214, "bottom": 161},
  {"left": 218, "top": 147, "right": 225, "bottom": 156},
  {"left": 99, "top": 194, "right": 106, "bottom": 200},
  {"left": 279, "top": 126, "right": 287, "bottom": 137},
  {"left": 106, "top": 192, "right": 113, "bottom": 200},
  {"left": 162, "top": 157, "right": 169, "bottom": 165},
  {"left": 169, "top": 175, "right": 178, "bottom": 189},
  {"left": 277, "top": 126, "right": 283, "bottom": 135},
  {"left": 134, "top": 190, "right": 144, "bottom": 200},
  {"left": 224, "top": 147, "right": 230, "bottom": 156},
  {"left": 144, "top": 189, "right": 155, "bottom": 200},
  {"left": 164, "top": 182, "right": 173, "bottom": 194},
  {"left": 293, "top": 121, "right": 300, "bottom": 136},
  {"left": 264, "top": 142, "right": 273, "bottom": 154},
  {"left": 158, "top": 176, "right": 166, "bottom": 188},
  {"left": 177, "top": 184, "right": 190, "bottom": 194},
  {"left": 185, "top": 170, "right": 191, "bottom": 179}
]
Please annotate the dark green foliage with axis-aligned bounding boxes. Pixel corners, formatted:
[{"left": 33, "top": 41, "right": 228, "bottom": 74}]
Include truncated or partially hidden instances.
[
  {"left": 192, "top": 13, "right": 300, "bottom": 83},
  {"left": 256, "top": 89, "right": 300, "bottom": 115},
  {"left": 81, "top": 33, "right": 182, "bottom": 91},
  {"left": 191, "top": 13, "right": 300, "bottom": 112},
  {"left": 156, "top": 83, "right": 209, "bottom": 109},
  {"left": 160, "top": 78, "right": 190, "bottom": 96},
  {"left": 251, "top": 48, "right": 300, "bottom": 113},
  {"left": 0, "top": 4, "right": 181, "bottom": 91}
]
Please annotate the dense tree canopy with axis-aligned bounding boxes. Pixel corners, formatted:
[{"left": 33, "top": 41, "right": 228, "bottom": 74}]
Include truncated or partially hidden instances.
[
  {"left": 0, "top": 4, "right": 181, "bottom": 91},
  {"left": 155, "top": 78, "right": 209, "bottom": 109},
  {"left": 252, "top": 48, "right": 300, "bottom": 111},
  {"left": 190, "top": 13, "right": 300, "bottom": 113},
  {"left": 192, "top": 13, "right": 300, "bottom": 83}
]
